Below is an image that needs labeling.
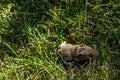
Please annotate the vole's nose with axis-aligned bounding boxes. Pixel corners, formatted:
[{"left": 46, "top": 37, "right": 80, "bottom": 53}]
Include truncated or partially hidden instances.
[{"left": 57, "top": 46, "right": 61, "bottom": 51}]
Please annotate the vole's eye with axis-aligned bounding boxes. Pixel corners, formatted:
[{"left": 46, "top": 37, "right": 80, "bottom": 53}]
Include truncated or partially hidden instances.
[{"left": 57, "top": 46, "right": 61, "bottom": 49}]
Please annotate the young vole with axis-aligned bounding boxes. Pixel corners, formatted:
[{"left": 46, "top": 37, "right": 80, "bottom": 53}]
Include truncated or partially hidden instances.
[{"left": 58, "top": 41, "right": 99, "bottom": 65}]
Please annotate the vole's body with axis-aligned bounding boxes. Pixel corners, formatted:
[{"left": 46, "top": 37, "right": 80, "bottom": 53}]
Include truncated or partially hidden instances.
[{"left": 58, "top": 42, "right": 99, "bottom": 65}]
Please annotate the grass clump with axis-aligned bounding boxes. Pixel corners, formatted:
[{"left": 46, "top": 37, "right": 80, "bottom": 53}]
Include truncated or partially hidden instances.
[{"left": 0, "top": 0, "right": 120, "bottom": 80}]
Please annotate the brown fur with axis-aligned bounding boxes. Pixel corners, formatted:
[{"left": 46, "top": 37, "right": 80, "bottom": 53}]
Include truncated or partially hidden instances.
[{"left": 58, "top": 43, "right": 99, "bottom": 64}]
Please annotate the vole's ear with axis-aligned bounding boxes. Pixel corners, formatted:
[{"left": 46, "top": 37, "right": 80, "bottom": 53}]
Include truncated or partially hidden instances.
[
  {"left": 60, "top": 41, "right": 66, "bottom": 46},
  {"left": 58, "top": 41, "right": 67, "bottom": 49},
  {"left": 63, "top": 41, "right": 66, "bottom": 44}
]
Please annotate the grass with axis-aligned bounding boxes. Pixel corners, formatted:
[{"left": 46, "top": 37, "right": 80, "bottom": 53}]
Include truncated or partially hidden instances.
[{"left": 0, "top": 0, "right": 120, "bottom": 80}]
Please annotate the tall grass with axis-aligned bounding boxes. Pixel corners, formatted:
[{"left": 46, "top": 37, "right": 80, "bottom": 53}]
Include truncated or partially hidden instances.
[{"left": 0, "top": 0, "right": 120, "bottom": 80}]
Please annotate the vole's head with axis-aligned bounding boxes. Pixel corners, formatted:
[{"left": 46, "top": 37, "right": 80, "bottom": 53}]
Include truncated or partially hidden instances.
[
  {"left": 58, "top": 41, "right": 73, "bottom": 52},
  {"left": 58, "top": 41, "right": 66, "bottom": 50},
  {"left": 58, "top": 41, "right": 74, "bottom": 61}
]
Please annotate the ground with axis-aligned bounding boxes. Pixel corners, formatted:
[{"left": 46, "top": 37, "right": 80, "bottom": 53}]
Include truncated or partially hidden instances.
[{"left": 0, "top": 0, "right": 120, "bottom": 80}]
